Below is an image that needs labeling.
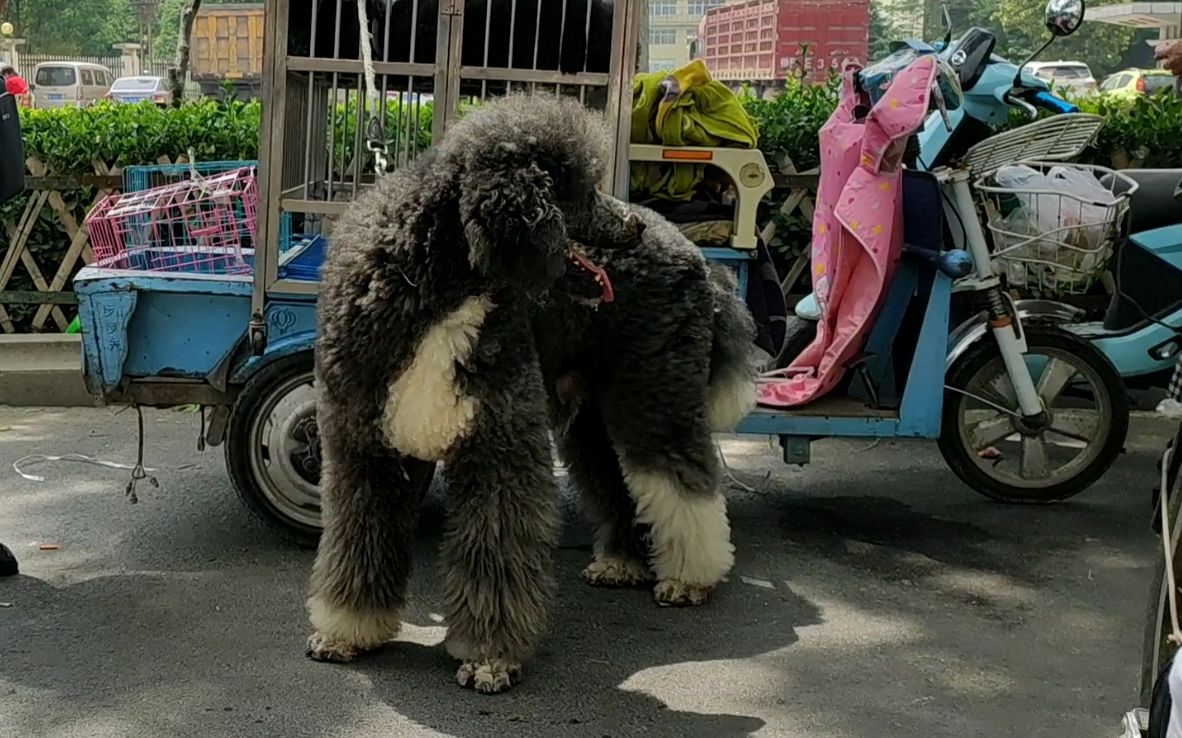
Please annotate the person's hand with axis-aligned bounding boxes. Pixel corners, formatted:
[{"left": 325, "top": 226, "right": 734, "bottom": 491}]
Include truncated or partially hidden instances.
[{"left": 1155, "top": 40, "right": 1182, "bottom": 76}]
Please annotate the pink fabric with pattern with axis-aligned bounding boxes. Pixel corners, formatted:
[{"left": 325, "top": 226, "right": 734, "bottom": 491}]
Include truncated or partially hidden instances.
[{"left": 759, "top": 56, "right": 938, "bottom": 408}]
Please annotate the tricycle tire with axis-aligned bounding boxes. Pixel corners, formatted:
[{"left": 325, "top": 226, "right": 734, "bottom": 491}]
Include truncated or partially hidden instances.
[
  {"left": 226, "top": 353, "right": 323, "bottom": 547},
  {"left": 938, "top": 326, "right": 1128, "bottom": 503}
]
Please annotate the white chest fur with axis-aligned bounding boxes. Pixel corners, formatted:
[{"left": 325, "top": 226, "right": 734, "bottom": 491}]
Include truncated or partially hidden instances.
[{"left": 381, "top": 295, "right": 495, "bottom": 461}]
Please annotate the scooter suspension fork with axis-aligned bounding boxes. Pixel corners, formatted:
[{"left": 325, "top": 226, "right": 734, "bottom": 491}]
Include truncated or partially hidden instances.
[{"left": 985, "top": 285, "right": 1045, "bottom": 420}]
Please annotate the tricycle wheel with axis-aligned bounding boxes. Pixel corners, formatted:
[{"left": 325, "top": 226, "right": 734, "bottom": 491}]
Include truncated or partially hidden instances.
[
  {"left": 937, "top": 326, "right": 1128, "bottom": 503},
  {"left": 226, "top": 353, "right": 323, "bottom": 547}
]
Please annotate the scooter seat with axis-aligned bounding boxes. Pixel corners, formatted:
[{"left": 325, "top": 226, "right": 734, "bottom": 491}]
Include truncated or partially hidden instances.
[{"left": 1102, "top": 168, "right": 1182, "bottom": 233}]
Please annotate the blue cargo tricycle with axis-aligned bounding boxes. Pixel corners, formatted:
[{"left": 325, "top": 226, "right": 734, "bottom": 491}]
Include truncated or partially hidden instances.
[{"left": 74, "top": 0, "right": 1128, "bottom": 544}]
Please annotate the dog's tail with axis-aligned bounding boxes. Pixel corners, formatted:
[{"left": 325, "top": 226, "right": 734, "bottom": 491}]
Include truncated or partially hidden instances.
[{"left": 704, "top": 262, "right": 759, "bottom": 432}]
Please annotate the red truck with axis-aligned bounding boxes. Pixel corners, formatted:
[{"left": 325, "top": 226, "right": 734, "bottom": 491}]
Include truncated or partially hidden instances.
[{"left": 700, "top": 0, "right": 870, "bottom": 87}]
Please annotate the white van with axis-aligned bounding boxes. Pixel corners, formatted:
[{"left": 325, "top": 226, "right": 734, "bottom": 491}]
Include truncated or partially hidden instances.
[
  {"left": 32, "top": 62, "right": 114, "bottom": 109},
  {"left": 1027, "top": 61, "right": 1098, "bottom": 96}
]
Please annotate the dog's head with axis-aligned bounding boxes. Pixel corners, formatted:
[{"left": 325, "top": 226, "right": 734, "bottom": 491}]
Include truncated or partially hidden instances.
[{"left": 439, "top": 94, "right": 644, "bottom": 296}]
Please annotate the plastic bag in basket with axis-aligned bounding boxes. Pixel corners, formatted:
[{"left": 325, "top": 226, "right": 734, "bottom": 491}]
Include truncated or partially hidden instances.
[{"left": 990, "top": 164, "right": 1117, "bottom": 290}]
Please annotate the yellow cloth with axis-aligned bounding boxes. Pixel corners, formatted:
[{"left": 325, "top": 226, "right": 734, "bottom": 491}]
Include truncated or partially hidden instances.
[{"left": 630, "top": 60, "right": 760, "bottom": 201}]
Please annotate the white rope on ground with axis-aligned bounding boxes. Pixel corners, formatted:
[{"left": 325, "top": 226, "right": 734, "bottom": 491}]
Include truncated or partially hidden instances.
[
  {"left": 714, "top": 439, "right": 770, "bottom": 493},
  {"left": 356, "top": 0, "right": 389, "bottom": 173},
  {"left": 13, "top": 454, "right": 157, "bottom": 483},
  {"left": 1160, "top": 446, "right": 1182, "bottom": 646}
]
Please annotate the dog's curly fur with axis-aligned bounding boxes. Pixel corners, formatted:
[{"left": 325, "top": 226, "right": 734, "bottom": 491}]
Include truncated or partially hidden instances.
[
  {"left": 534, "top": 204, "right": 759, "bottom": 606},
  {"left": 305, "top": 94, "right": 642, "bottom": 694}
]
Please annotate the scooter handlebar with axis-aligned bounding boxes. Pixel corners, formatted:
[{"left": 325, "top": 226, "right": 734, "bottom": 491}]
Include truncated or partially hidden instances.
[
  {"left": 1002, "top": 91, "right": 1039, "bottom": 119},
  {"left": 1029, "top": 90, "right": 1079, "bottom": 114},
  {"left": 903, "top": 244, "right": 974, "bottom": 279}
]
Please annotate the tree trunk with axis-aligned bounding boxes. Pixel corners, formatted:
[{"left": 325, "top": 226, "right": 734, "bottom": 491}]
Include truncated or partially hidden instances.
[{"left": 168, "top": 0, "right": 202, "bottom": 107}]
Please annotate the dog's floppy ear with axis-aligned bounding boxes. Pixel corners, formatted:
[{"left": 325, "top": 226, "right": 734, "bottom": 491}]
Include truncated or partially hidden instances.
[{"left": 459, "top": 156, "right": 567, "bottom": 277}]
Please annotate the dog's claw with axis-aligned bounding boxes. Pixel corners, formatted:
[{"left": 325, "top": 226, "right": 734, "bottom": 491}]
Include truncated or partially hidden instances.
[
  {"left": 456, "top": 659, "right": 520, "bottom": 694},
  {"left": 306, "top": 631, "right": 363, "bottom": 663},
  {"left": 653, "top": 579, "right": 713, "bottom": 607},
  {"left": 581, "top": 556, "right": 653, "bottom": 588}
]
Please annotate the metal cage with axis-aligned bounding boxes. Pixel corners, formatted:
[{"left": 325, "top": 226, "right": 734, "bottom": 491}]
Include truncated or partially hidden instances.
[{"left": 252, "top": 0, "right": 644, "bottom": 325}]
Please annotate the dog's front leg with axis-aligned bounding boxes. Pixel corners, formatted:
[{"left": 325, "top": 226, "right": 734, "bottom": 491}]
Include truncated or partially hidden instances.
[
  {"left": 439, "top": 316, "right": 559, "bottom": 694},
  {"left": 305, "top": 400, "right": 433, "bottom": 663}
]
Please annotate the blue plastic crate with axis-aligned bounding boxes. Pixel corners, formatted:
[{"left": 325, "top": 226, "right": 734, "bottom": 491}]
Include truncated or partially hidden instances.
[{"left": 277, "top": 235, "right": 327, "bottom": 281}]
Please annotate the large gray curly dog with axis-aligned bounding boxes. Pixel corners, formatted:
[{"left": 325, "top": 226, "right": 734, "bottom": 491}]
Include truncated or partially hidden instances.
[
  {"left": 534, "top": 204, "right": 758, "bottom": 608},
  {"left": 307, "top": 93, "right": 759, "bottom": 694},
  {"left": 306, "top": 94, "right": 644, "bottom": 693}
]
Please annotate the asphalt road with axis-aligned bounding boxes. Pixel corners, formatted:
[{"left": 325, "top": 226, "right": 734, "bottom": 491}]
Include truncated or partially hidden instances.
[{"left": 0, "top": 406, "right": 1169, "bottom": 738}]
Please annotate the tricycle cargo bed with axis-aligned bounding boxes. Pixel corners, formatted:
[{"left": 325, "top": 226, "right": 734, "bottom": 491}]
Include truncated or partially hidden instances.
[{"left": 74, "top": 268, "right": 253, "bottom": 401}]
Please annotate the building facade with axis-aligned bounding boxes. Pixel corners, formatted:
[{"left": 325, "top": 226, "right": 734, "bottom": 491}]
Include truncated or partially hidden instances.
[
  {"left": 700, "top": 0, "right": 870, "bottom": 85},
  {"left": 647, "top": 0, "right": 727, "bottom": 71}
]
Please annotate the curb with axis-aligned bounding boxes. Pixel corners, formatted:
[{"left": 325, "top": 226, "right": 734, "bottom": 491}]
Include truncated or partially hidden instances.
[{"left": 0, "top": 334, "right": 94, "bottom": 408}]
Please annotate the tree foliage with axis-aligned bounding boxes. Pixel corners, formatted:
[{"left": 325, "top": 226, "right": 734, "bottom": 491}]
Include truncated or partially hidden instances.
[
  {"left": 2, "top": 0, "right": 137, "bottom": 56},
  {"left": 989, "top": 0, "right": 1134, "bottom": 77},
  {"left": 869, "top": 1, "right": 902, "bottom": 61},
  {"left": 917, "top": 0, "right": 1135, "bottom": 77}
]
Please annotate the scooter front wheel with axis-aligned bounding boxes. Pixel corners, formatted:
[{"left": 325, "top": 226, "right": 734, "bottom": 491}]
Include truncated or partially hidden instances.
[{"left": 938, "top": 326, "right": 1129, "bottom": 503}]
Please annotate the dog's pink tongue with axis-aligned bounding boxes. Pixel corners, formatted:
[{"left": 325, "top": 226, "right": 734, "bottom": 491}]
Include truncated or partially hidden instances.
[{"left": 570, "top": 250, "right": 614, "bottom": 304}]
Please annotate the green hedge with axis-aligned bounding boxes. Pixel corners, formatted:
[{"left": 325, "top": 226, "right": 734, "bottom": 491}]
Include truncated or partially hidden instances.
[{"left": 4, "top": 89, "right": 1182, "bottom": 332}]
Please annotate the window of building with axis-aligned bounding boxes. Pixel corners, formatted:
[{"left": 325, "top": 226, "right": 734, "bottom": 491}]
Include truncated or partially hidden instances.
[
  {"left": 688, "top": 0, "right": 723, "bottom": 16},
  {"left": 650, "top": 29, "right": 678, "bottom": 45},
  {"left": 649, "top": 0, "right": 678, "bottom": 16},
  {"left": 649, "top": 58, "right": 678, "bottom": 71}
]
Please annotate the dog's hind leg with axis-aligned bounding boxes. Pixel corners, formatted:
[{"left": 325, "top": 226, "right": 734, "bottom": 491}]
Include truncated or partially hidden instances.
[
  {"left": 440, "top": 335, "right": 559, "bottom": 694},
  {"left": 601, "top": 371, "right": 735, "bottom": 608},
  {"left": 305, "top": 400, "right": 432, "bottom": 663},
  {"left": 555, "top": 405, "right": 652, "bottom": 588}
]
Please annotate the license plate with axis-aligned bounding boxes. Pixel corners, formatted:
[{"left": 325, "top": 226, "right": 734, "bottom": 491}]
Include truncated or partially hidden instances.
[
  {"left": 125, "top": 97, "right": 143, "bottom": 103},
  {"left": 47, "top": 94, "right": 63, "bottom": 101}
]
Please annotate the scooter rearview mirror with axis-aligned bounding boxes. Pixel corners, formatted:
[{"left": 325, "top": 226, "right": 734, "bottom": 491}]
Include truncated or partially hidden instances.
[
  {"left": 1045, "top": 0, "right": 1085, "bottom": 38},
  {"left": 1011, "top": 0, "right": 1085, "bottom": 91},
  {"left": 940, "top": 2, "right": 953, "bottom": 50}
]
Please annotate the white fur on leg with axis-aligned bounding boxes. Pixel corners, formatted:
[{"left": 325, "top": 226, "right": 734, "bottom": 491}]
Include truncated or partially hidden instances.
[
  {"left": 621, "top": 468, "right": 735, "bottom": 589},
  {"left": 382, "top": 295, "right": 495, "bottom": 461},
  {"left": 306, "top": 595, "right": 402, "bottom": 661},
  {"left": 706, "top": 371, "right": 756, "bottom": 432}
]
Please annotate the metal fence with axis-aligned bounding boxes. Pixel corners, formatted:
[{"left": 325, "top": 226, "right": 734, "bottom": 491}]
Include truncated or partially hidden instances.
[{"left": 14, "top": 53, "right": 174, "bottom": 80}]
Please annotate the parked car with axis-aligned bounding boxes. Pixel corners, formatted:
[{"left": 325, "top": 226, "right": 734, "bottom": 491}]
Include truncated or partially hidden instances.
[
  {"left": 31, "top": 61, "right": 113, "bottom": 109},
  {"left": 1099, "top": 67, "right": 1176, "bottom": 98},
  {"left": 105, "top": 76, "right": 172, "bottom": 106},
  {"left": 1027, "top": 60, "right": 1098, "bottom": 95}
]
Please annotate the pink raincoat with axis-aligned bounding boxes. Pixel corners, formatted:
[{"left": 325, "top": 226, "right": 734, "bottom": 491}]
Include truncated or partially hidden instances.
[{"left": 759, "top": 56, "right": 938, "bottom": 408}]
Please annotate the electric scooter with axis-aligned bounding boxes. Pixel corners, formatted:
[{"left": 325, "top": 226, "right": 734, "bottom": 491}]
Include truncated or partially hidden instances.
[{"left": 783, "top": 17, "right": 1095, "bottom": 365}]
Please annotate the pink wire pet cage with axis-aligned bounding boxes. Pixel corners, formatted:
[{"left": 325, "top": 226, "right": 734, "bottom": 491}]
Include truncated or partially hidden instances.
[{"left": 85, "top": 166, "right": 258, "bottom": 276}]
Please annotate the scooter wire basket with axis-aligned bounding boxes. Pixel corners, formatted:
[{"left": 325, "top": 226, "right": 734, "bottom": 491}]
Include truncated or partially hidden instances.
[{"left": 974, "top": 161, "right": 1137, "bottom": 295}]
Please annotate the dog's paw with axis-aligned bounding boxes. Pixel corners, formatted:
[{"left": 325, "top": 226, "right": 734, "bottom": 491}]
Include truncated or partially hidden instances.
[
  {"left": 653, "top": 579, "right": 713, "bottom": 607},
  {"left": 456, "top": 659, "right": 521, "bottom": 694},
  {"left": 305, "top": 631, "right": 364, "bottom": 663},
  {"left": 581, "top": 556, "right": 652, "bottom": 588}
]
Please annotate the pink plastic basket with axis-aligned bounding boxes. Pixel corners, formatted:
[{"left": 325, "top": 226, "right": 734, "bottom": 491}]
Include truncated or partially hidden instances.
[{"left": 85, "top": 166, "right": 258, "bottom": 276}]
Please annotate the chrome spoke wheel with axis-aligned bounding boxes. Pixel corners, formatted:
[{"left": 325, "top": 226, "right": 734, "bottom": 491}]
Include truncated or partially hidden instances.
[
  {"left": 246, "top": 370, "right": 322, "bottom": 529},
  {"left": 939, "top": 327, "right": 1129, "bottom": 503},
  {"left": 957, "top": 348, "right": 1107, "bottom": 489}
]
